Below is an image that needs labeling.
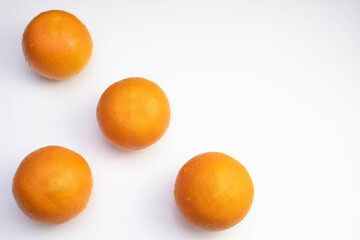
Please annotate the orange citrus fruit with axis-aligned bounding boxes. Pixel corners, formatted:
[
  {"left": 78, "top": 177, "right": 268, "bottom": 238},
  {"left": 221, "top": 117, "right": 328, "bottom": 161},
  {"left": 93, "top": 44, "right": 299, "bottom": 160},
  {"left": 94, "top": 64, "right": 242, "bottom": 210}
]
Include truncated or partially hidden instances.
[
  {"left": 96, "top": 77, "right": 171, "bottom": 150},
  {"left": 174, "top": 152, "right": 254, "bottom": 231},
  {"left": 22, "top": 10, "right": 93, "bottom": 80},
  {"left": 12, "top": 146, "right": 93, "bottom": 225}
]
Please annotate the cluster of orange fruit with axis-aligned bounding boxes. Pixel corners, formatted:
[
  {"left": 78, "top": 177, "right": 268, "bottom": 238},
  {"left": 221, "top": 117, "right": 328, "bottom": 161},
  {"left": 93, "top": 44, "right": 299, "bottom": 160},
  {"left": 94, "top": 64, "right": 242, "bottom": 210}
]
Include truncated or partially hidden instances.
[{"left": 13, "top": 10, "right": 254, "bottom": 232}]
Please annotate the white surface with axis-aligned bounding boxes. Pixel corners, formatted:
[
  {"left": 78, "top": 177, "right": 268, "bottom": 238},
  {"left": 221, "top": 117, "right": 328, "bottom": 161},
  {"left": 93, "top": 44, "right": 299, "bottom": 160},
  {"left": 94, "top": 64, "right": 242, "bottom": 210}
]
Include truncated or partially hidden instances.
[{"left": 0, "top": 0, "right": 360, "bottom": 239}]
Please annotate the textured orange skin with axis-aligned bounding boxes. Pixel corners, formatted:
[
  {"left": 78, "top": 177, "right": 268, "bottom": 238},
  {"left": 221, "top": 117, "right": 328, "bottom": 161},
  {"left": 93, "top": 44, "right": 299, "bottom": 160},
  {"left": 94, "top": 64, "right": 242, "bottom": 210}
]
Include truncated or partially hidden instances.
[
  {"left": 12, "top": 146, "right": 93, "bottom": 225},
  {"left": 96, "top": 77, "right": 171, "bottom": 150},
  {"left": 22, "top": 10, "right": 92, "bottom": 80},
  {"left": 174, "top": 152, "right": 254, "bottom": 231}
]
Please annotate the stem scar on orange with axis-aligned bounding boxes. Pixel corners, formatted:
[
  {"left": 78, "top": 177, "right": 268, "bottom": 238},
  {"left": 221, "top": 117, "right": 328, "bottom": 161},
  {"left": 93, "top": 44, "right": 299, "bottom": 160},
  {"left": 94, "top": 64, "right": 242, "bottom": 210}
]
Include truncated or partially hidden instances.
[
  {"left": 12, "top": 146, "right": 93, "bottom": 225},
  {"left": 174, "top": 152, "right": 254, "bottom": 231},
  {"left": 96, "top": 77, "right": 171, "bottom": 150},
  {"left": 22, "top": 10, "right": 93, "bottom": 80}
]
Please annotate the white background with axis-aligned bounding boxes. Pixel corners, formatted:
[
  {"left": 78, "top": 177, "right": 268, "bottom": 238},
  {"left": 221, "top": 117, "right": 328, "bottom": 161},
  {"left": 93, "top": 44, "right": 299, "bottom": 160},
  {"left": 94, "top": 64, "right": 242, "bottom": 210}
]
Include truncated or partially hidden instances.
[{"left": 0, "top": 0, "right": 359, "bottom": 239}]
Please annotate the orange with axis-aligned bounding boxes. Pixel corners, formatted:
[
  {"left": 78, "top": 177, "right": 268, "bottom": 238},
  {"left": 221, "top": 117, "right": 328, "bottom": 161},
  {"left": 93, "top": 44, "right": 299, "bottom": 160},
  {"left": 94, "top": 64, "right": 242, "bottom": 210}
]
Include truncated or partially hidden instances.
[
  {"left": 96, "top": 77, "right": 171, "bottom": 150},
  {"left": 22, "top": 10, "right": 92, "bottom": 80},
  {"left": 12, "top": 146, "right": 93, "bottom": 225},
  {"left": 174, "top": 152, "right": 254, "bottom": 231}
]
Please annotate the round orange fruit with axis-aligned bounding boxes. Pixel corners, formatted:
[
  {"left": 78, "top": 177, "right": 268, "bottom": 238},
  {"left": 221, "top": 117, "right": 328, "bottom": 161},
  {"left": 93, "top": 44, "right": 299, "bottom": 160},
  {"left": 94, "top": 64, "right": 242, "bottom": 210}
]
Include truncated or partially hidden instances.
[
  {"left": 12, "top": 146, "right": 93, "bottom": 225},
  {"left": 174, "top": 152, "right": 254, "bottom": 231},
  {"left": 96, "top": 77, "right": 171, "bottom": 150},
  {"left": 22, "top": 10, "right": 92, "bottom": 80}
]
